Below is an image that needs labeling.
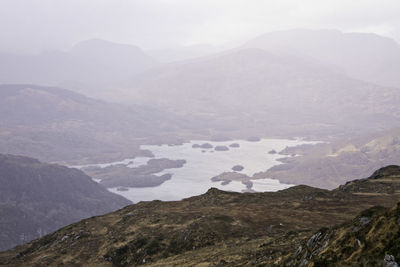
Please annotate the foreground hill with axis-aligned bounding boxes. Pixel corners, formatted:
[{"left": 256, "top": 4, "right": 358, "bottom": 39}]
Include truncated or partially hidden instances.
[
  {"left": 288, "top": 167, "right": 400, "bottom": 265},
  {"left": 289, "top": 203, "right": 400, "bottom": 266},
  {"left": 245, "top": 29, "right": 400, "bottom": 89},
  {"left": 1, "top": 166, "right": 399, "bottom": 266},
  {"left": 0, "top": 154, "right": 131, "bottom": 251}
]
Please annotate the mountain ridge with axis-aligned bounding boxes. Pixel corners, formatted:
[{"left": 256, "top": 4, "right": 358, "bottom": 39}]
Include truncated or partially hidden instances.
[{"left": 245, "top": 28, "right": 400, "bottom": 88}]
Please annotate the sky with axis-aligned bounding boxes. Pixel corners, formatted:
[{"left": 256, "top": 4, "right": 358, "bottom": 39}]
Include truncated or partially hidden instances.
[{"left": 1, "top": 0, "right": 400, "bottom": 53}]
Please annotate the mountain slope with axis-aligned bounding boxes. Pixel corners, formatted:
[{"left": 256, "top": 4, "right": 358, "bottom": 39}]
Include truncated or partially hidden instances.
[
  {"left": 0, "top": 39, "right": 157, "bottom": 95},
  {"left": 245, "top": 29, "right": 400, "bottom": 88},
  {"left": 1, "top": 166, "right": 399, "bottom": 266},
  {"left": 0, "top": 154, "right": 131, "bottom": 251},
  {"left": 124, "top": 48, "right": 400, "bottom": 138},
  {"left": 0, "top": 84, "right": 185, "bottom": 163},
  {"left": 260, "top": 127, "right": 400, "bottom": 189},
  {"left": 288, "top": 178, "right": 400, "bottom": 266}
]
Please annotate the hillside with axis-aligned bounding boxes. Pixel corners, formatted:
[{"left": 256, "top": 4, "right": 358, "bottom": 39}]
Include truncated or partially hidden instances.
[
  {"left": 288, "top": 203, "right": 400, "bottom": 266},
  {"left": 259, "top": 128, "right": 400, "bottom": 189},
  {"left": 0, "top": 84, "right": 187, "bottom": 163},
  {"left": 1, "top": 166, "right": 399, "bottom": 266},
  {"left": 286, "top": 167, "right": 400, "bottom": 265},
  {"left": 0, "top": 39, "right": 157, "bottom": 97},
  {"left": 0, "top": 154, "right": 131, "bottom": 251},
  {"left": 124, "top": 48, "right": 400, "bottom": 138},
  {"left": 245, "top": 29, "right": 400, "bottom": 88}
]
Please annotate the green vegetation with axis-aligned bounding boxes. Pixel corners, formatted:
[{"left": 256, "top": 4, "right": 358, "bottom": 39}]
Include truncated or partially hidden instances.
[{"left": 1, "top": 166, "right": 400, "bottom": 266}]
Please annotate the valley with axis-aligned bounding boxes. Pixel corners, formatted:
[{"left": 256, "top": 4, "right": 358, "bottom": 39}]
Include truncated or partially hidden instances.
[{"left": 1, "top": 22, "right": 400, "bottom": 266}]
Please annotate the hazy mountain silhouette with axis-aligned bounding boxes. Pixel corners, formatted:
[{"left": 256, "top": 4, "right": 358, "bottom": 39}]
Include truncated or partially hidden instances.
[
  {"left": 0, "top": 39, "right": 157, "bottom": 95},
  {"left": 245, "top": 29, "right": 400, "bottom": 88},
  {"left": 123, "top": 48, "right": 400, "bottom": 137},
  {"left": 147, "top": 44, "right": 227, "bottom": 63}
]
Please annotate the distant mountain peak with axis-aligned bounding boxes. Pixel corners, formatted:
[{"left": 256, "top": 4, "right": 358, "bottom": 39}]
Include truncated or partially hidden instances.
[{"left": 245, "top": 28, "right": 400, "bottom": 88}]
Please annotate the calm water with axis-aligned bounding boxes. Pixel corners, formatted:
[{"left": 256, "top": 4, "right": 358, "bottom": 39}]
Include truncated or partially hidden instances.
[{"left": 85, "top": 138, "right": 319, "bottom": 203}]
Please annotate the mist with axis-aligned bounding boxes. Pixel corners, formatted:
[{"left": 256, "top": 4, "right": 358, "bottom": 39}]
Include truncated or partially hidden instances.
[
  {"left": 1, "top": 0, "right": 400, "bottom": 53},
  {"left": 1, "top": 1, "right": 400, "bottom": 262}
]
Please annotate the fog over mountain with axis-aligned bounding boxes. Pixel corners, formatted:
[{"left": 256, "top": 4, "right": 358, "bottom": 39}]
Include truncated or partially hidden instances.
[
  {"left": 1, "top": 1, "right": 400, "bottom": 265},
  {"left": 245, "top": 29, "right": 400, "bottom": 88},
  {"left": 121, "top": 45, "right": 400, "bottom": 137},
  {"left": 0, "top": 39, "right": 156, "bottom": 95}
]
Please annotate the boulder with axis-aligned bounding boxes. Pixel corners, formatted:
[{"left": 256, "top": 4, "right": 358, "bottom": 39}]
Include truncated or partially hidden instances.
[{"left": 383, "top": 255, "right": 399, "bottom": 267}]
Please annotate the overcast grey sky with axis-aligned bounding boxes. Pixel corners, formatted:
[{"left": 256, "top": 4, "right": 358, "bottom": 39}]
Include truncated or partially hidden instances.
[{"left": 1, "top": 0, "right": 400, "bottom": 53}]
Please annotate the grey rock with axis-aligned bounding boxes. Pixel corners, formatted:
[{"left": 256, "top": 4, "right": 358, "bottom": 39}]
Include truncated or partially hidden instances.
[
  {"left": 360, "top": 217, "right": 371, "bottom": 225},
  {"left": 303, "top": 195, "right": 313, "bottom": 201},
  {"left": 307, "top": 232, "right": 322, "bottom": 249},
  {"left": 295, "top": 245, "right": 302, "bottom": 257},
  {"left": 300, "top": 259, "right": 308, "bottom": 267},
  {"left": 384, "top": 255, "right": 399, "bottom": 267}
]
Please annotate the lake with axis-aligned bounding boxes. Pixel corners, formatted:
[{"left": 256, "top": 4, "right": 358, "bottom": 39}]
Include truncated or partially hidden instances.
[{"left": 78, "top": 138, "right": 318, "bottom": 203}]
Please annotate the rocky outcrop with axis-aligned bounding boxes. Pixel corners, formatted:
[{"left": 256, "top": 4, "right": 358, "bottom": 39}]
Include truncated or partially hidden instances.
[
  {"left": 383, "top": 255, "right": 399, "bottom": 267},
  {"left": 286, "top": 201, "right": 400, "bottom": 266}
]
